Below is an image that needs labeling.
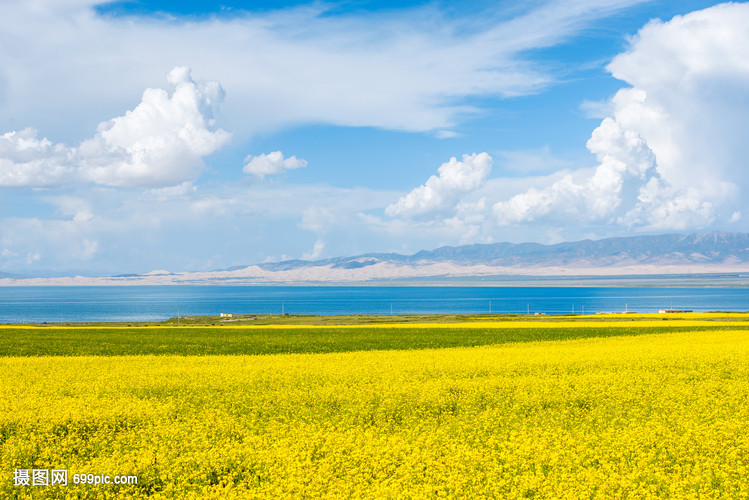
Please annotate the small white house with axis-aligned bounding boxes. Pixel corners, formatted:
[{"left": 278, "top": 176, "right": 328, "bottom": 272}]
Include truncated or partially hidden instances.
[{"left": 220, "top": 313, "right": 233, "bottom": 318}]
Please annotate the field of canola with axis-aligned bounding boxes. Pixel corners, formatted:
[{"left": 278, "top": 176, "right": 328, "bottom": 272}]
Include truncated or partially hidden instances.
[{"left": 1, "top": 318, "right": 749, "bottom": 498}]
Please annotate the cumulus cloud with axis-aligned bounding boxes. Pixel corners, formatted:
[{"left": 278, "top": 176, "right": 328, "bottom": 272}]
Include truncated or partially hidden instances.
[
  {"left": 386, "top": 153, "right": 492, "bottom": 218},
  {"left": 243, "top": 151, "right": 307, "bottom": 179},
  {"left": 604, "top": 3, "right": 749, "bottom": 228},
  {"left": 0, "top": 128, "right": 75, "bottom": 187},
  {"left": 494, "top": 3, "right": 749, "bottom": 231},
  {"left": 0, "top": 67, "right": 230, "bottom": 188},
  {"left": 79, "top": 66, "right": 231, "bottom": 187},
  {"left": 0, "top": 0, "right": 649, "bottom": 141},
  {"left": 494, "top": 118, "right": 655, "bottom": 224}
]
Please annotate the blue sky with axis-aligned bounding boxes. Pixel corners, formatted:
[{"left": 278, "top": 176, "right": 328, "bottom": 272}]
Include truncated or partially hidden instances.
[{"left": 0, "top": 0, "right": 747, "bottom": 274}]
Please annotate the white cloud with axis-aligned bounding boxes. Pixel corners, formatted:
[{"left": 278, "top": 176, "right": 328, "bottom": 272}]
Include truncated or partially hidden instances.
[
  {"left": 578, "top": 99, "right": 614, "bottom": 119},
  {"left": 444, "top": 198, "right": 492, "bottom": 244},
  {"left": 79, "top": 66, "right": 231, "bottom": 187},
  {"left": 80, "top": 238, "right": 99, "bottom": 260},
  {"left": 6, "top": 1, "right": 748, "bottom": 273},
  {"left": 604, "top": 3, "right": 749, "bottom": 229},
  {"left": 386, "top": 153, "right": 492, "bottom": 218},
  {"left": 435, "top": 130, "right": 461, "bottom": 139},
  {"left": 493, "top": 98, "right": 658, "bottom": 227},
  {"left": 0, "top": 128, "right": 75, "bottom": 187},
  {"left": 617, "top": 179, "right": 720, "bottom": 230},
  {"left": 494, "top": 3, "right": 749, "bottom": 231},
  {"left": 300, "top": 206, "right": 335, "bottom": 233},
  {"left": 143, "top": 182, "right": 197, "bottom": 202},
  {"left": 0, "top": 67, "right": 230, "bottom": 188},
  {"left": 0, "top": 180, "right": 402, "bottom": 273},
  {"left": 302, "top": 239, "right": 325, "bottom": 260},
  {"left": 45, "top": 195, "right": 96, "bottom": 223},
  {"left": 0, "top": 0, "right": 649, "bottom": 141},
  {"left": 243, "top": 151, "right": 307, "bottom": 178},
  {"left": 0, "top": 215, "right": 102, "bottom": 269}
]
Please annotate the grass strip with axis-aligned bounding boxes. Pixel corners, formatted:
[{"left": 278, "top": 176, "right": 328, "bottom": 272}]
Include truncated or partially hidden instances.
[{"left": 2, "top": 323, "right": 748, "bottom": 357}]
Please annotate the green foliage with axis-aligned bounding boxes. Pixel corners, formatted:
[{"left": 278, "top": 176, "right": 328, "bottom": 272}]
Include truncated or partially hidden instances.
[{"left": 1, "top": 324, "right": 746, "bottom": 357}]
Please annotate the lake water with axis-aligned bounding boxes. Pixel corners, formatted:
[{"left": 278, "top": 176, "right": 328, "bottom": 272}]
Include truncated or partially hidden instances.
[{"left": 0, "top": 286, "right": 748, "bottom": 323}]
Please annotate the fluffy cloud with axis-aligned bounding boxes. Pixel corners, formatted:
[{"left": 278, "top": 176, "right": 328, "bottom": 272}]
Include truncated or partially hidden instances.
[
  {"left": 494, "top": 118, "right": 655, "bottom": 224},
  {"left": 243, "top": 151, "right": 307, "bottom": 179},
  {"left": 605, "top": 3, "right": 749, "bottom": 228},
  {"left": 0, "top": 128, "right": 75, "bottom": 187},
  {"left": 79, "top": 67, "right": 230, "bottom": 187},
  {"left": 494, "top": 3, "right": 749, "bottom": 231},
  {"left": 0, "top": 67, "right": 230, "bottom": 188},
  {"left": 386, "top": 153, "right": 492, "bottom": 218},
  {"left": 0, "top": 0, "right": 648, "bottom": 141}
]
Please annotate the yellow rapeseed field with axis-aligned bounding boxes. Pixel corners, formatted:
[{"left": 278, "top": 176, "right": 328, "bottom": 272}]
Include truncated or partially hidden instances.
[{"left": 2, "top": 328, "right": 748, "bottom": 498}]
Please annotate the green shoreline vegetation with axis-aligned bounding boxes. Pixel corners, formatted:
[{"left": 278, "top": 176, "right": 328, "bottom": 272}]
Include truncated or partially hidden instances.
[{"left": 2, "top": 313, "right": 749, "bottom": 357}]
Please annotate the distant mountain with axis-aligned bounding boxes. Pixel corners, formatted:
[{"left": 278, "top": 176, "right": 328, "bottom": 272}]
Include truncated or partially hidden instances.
[
  {"left": 416, "top": 231, "right": 749, "bottom": 266},
  {"left": 3, "top": 231, "right": 749, "bottom": 286},
  {"left": 255, "top": 231, "right": 749, "bottom": 271}
]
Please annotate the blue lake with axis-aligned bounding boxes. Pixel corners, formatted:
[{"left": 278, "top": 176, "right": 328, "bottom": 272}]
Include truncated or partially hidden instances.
[{"left": 0, "top": 286, "right": 748, "bottom": 323}]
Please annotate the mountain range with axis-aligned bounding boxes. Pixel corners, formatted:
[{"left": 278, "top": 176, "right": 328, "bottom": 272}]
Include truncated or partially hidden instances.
[
  {"left": 2, "top": 231, "right": 749, "bottom": 285},
  {"left": 255, "top": 231, "right": 749, "bottom": 270}
]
